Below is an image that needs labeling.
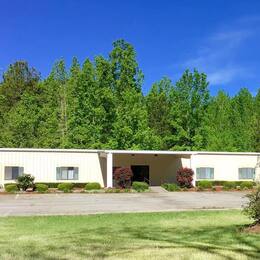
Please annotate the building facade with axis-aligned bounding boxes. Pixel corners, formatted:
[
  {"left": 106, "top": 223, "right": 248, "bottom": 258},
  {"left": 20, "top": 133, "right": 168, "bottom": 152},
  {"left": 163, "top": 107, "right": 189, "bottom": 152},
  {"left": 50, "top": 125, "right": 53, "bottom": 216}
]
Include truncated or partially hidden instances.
[{"left": 0, "top": 148, "right": 259, "bottom": 187}]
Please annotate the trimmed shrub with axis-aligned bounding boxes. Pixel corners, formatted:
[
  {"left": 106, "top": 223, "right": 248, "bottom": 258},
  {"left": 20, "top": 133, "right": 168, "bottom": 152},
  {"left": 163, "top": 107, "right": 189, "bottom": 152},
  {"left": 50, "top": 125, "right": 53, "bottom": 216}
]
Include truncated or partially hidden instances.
[
  {"left": 114, "top": 167, "right": 133, "bottom": 188},
  {"left": 4, "top": 183, "right": 16, "bottom": 189},
  {"left": 37, "top": 183, "right": 86, "bottom": 188},
  {"left": 17, "top": 174, "right": 35, "bottom": 191},
  {"left": 243, "top": 185, "right": 260, "bottom": 224},
  {"left": 162, "top": 183, "right": 181, "bottom": 192},
  {"left": 57, "top": 183, "right": 74, "bottom": 192},
  {"left": 196, "top": 180, "right": 256, "bottom": 187},
  {"left": 223, "top": 181, "right": 237, "bottom": 190},
  {"left": 105, "top": 188, "right": 121, "bottom": 193},
  {"left": 240, "top": 181, "right": 254, "bottom": 189},
  {"left": 35, "top": 183, "right": 48, "bottom": 193},
  {"left": 198, "top": 180, "right": 213, "bottom": 189},
  {"left": 85, "top": 182, "right": 101, "bottom": 190},
  {"left": 132, "top": 181, "right": 149, "bottom": 192},
  {"left": 5, "top": 184, "right": 19, "bottom": 193},
  {"left": 176, "top": 167, "right": 194, "bottom": 188}
]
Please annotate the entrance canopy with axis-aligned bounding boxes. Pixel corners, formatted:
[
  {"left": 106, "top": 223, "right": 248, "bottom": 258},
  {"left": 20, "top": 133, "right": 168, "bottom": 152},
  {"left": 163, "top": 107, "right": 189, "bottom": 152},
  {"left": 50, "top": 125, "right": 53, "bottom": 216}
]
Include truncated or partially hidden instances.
[{"left": 101, "top": 150, "right": 194, "bottom": 187}]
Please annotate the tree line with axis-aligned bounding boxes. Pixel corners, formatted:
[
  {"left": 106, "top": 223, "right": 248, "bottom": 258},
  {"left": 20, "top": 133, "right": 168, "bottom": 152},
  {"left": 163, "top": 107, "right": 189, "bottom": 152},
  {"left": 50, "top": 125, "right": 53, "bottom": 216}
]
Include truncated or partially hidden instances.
[{"left": 0, "top": 40, "right": 259, "bottom": 151}]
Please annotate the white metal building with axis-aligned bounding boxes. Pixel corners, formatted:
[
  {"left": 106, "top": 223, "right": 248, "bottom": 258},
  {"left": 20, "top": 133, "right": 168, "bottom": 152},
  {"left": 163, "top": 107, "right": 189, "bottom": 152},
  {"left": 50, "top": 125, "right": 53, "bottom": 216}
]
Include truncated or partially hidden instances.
[{"left": 0, "top": 148, "right": 259, "bottom": 187}]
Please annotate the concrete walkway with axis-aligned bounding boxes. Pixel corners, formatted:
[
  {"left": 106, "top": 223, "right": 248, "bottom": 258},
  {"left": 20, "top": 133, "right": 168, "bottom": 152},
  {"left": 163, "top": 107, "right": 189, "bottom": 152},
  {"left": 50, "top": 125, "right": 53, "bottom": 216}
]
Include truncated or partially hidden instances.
[{"left": 0, "top": 191, "right": 248, "bottom": 217}]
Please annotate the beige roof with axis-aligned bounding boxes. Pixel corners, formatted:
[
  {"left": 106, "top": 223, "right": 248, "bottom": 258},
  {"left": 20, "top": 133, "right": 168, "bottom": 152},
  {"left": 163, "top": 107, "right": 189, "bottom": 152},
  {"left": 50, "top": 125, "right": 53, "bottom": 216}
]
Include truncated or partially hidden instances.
[{"left": 0, "top": 148, "right": 259, "bottom": 156}]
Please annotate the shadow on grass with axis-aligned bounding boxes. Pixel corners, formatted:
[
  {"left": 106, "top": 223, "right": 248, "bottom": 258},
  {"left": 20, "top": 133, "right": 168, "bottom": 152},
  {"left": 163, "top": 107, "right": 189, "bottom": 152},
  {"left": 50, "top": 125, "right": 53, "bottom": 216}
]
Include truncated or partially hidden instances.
[
  {"left": 1, "top": 216, "right": 259, "bottom": 259},
  {"left": 15, "top": 224, "right": 259, "bottom": 259},
  {"left": 119, "top": 224, "right": 260, "bottom": 259}
]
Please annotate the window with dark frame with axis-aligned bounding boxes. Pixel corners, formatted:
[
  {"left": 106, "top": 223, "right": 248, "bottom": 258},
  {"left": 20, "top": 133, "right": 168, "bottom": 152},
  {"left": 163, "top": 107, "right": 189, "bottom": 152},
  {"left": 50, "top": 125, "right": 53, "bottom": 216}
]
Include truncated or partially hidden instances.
[
  {"left": 4, "top": 166, "right": 24, "bottom": 180},
  {"left": 196, "top": 167, "right": 214, "bottom": 179},
  {"left": 56, "top": 167, "right": 79, "bottom": 180},
  {"left": 238, "top": 168, "right": 255, "bottom": 179}
]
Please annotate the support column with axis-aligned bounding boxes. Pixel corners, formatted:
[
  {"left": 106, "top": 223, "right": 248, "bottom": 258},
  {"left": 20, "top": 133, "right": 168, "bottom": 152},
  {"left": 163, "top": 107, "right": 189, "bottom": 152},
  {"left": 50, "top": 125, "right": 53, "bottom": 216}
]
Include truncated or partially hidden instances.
[
  {"left": 190, "top": 154, "right": 196, "bottom": 187},
  {"left": 106, "top": 152, "right": 113, "bottom": 187},
  {"left": 255, "top": 167, "right": 260, "bottom": 183},
  {"left": 255, "top": 156, "right": 260, "bottom": 183}
]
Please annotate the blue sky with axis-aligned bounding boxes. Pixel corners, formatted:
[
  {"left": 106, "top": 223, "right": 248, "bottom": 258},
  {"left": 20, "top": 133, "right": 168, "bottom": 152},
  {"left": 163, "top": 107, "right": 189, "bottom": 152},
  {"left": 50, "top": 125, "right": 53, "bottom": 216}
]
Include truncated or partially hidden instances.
[{"left": 1, "top": 0, "right": 260, "bottom": 95}]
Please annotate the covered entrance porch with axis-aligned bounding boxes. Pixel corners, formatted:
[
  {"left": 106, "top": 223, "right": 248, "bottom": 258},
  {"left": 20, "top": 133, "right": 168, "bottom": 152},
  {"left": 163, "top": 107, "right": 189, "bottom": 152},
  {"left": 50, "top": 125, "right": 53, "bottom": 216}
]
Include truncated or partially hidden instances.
[{"left": 102, "top": 150, "right": 193, "bottom": 187}]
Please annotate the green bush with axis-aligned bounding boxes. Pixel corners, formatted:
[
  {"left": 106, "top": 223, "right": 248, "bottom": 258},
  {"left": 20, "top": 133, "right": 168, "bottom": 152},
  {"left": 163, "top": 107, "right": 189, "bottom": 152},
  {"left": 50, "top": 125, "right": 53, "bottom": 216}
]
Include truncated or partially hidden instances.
[
  {"left": 240, "top": 181, "right": 254, "bottom": 189},
  {"left": 85, "top": 182, "right": 101, "bottom": 190},
  {"left": 17, "top": 174, "right": 35, "bottom": 191},
  {"left": 5, "top": 184, "right": 19, "bottom": 193},
  {"left": 35, "top": 183, "right": 48, "bottom": 193},
  {"left": 132, "top": 181, "right": 149, "bottom": 192},
  {"left": 36, "top": 183, "right": 87, "bottom": 188},
  {"left": 196, "top": 180, "right": 256, "bottom": 187},
  {"left": 104, "top": 188, "right": 120, "bottom": 193},
  {"left": 4, "top": 183, "right": 16, "bottom": 189},
  {"left": 197, "top": 180, "right": 213, "bottom": 189},
  {"left": 162, "top": 183, "right": 181, "bottom": 191},
  {"left": 57, "top": 183, "right": 74, "bottom": 193},
  {"left": 223, "top": 182, "right": 237, "bottom": 190},
  {"left": 243, "top": 185, "right": 260, "bottom": 224}
]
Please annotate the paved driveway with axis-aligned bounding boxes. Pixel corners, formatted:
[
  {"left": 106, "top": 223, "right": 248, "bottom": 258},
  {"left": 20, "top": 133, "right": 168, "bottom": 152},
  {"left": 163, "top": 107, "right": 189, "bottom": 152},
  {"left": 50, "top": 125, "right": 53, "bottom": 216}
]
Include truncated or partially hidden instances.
[{"left": 0, "top": 191, "right": 248, "bottom": 216}]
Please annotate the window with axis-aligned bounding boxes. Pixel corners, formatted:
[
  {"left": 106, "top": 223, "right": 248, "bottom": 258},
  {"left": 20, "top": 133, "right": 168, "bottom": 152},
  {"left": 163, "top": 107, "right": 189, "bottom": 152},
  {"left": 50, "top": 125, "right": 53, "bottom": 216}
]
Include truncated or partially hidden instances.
[
  {"left": 56, "top": 167, "right": 79, "bottom": 180},
  {"left": 196, "top": 167, "right": 214, "bottom": 179},
  {"left": 239, "top": 168, "right": 255, "bottom": 179},
  {"left": 5, "top": 166, "right": 24, "bottom": 180}
]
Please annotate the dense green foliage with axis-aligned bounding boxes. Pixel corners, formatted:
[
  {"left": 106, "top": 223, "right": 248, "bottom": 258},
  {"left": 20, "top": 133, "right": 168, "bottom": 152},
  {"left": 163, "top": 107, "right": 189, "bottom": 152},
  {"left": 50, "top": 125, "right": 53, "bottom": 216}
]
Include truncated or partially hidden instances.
[
  {"left": 85, "top": 182, "right": 101, "bottom": 190},
  {"left": 0, "top": 40, "right": 259, "bottom": 151},
  {"left": 240, "top": 181, "right": 254, "bottom": 189},
  {"left": 223, "top": 181, "right": 238, "bottom": 190},
  {"left": 35, "top": 182, "right": 86, "bottom": 188},
  {"left": 243, "top": 185, "right": 260, "bottom": 224},
  {"left": 57, "top": 183, "right": 74, "bottom": 192},
  {"left": 197, "top": 180, "right": 213, "bottom": 189},
  {"left": 161, "top": 183, "right": 181, "bottom": 191},
  {"left": 196, "top": 180, "right": 256, "bottom": 187},
  {"left": 132, "top": 181, "right": 149, "bottom": 192},
  {"left": 35, "top": 183, "right": 48, "bottom": 192},
  {"left": 5, "top": 184, "right": 19, "bottom": 193},
  {"left": 17, "top": 174, "right": 35, "bottom": 191}
]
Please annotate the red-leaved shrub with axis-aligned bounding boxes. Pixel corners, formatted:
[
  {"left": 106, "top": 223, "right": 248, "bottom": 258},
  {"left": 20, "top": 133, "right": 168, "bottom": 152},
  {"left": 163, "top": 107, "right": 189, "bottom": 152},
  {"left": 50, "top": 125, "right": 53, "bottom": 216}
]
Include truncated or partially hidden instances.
[
  {"left": 176, "top": 167, "right": 194, "bottom": 188},
  {"left": 114, "top": 167, "right": 133, "bottom": 188}
]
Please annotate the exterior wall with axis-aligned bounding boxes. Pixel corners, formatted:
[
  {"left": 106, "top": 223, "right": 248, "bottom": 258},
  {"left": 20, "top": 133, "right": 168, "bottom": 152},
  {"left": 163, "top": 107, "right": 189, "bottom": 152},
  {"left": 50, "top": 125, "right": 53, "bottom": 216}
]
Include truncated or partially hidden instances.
[
  {"left": 192, "top": 154, "right": 259, "bottom": 181},
  {"left": 113, "top": 154, "right": 191, "bottom": 185},
  {"left": 0, "top": 149, "right": 259, "bottom": 188},
  {"left": 0, "top": 151, "right": 105, "bottom": 187}
]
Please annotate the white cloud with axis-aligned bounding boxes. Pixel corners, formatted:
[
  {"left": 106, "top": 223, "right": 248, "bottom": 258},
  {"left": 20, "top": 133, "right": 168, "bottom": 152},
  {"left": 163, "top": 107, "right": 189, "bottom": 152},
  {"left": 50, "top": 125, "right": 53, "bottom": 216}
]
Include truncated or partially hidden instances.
[
  {"left": 207, "top": 67, "right": 246, "bottom": 85},
  {"left": 180, "top": 17, "right": 259, "bottom": 86}
]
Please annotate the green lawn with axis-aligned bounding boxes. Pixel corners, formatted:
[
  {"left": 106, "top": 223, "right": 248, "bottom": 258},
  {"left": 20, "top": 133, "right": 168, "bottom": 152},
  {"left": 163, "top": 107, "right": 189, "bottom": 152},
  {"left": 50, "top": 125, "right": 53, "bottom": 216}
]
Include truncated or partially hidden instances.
[{"left": 0, "top": 210, "right": 259, "bottom": 259}]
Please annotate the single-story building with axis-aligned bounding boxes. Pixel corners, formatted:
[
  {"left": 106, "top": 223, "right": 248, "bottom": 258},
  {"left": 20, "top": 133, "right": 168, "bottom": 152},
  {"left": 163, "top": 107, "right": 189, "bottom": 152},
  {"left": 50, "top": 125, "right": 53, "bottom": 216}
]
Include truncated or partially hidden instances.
[{"left": 0, "top": 148, "right": 259, "bottom": 187}]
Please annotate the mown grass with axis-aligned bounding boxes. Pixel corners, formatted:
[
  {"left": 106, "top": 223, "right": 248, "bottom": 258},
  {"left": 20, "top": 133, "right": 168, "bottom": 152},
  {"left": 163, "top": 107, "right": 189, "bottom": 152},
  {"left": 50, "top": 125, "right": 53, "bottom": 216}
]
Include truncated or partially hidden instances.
[{"left": 0, "top": 210, "right": 259, "bottom": 259}]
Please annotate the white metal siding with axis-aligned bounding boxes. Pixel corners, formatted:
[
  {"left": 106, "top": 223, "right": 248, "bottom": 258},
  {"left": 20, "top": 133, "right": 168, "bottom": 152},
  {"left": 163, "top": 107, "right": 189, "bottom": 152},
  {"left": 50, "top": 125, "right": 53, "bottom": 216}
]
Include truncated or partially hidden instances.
[
  {"left": 192, "top": 154, "right": 259, "bottom": 181},
  {"left": 0, "top": 151, "right": 105, "bottom": 186}
]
